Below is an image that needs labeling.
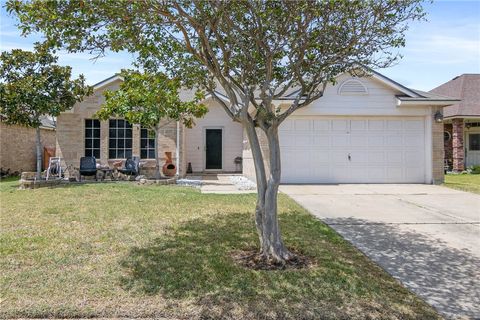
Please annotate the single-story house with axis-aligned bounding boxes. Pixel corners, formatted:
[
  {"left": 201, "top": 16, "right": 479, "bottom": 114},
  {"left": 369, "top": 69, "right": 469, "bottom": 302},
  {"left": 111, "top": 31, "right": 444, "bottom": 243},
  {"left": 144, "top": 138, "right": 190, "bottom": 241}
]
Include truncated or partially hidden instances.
[
  {"left": 429, "top": 74, "right": 480, "bottom": 172},
  {"left": 56, "top": 70, "right": 459, "bottom": 184},
  {"left": 0, "top": 117, "right": 56, "bottom": 175}
]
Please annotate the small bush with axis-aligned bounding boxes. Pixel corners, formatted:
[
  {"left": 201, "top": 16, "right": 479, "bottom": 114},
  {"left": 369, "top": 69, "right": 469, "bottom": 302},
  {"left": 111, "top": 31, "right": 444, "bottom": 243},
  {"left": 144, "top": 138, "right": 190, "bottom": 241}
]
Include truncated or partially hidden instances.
[{"left": 469, "top": 165, "right": 480, "bottom": 174}]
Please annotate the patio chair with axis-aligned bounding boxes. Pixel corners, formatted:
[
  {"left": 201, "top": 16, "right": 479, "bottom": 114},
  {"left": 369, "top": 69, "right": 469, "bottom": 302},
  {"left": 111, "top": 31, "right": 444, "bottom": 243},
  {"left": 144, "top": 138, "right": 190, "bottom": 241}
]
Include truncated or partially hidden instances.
[
  {"left": 79, "top": 156, "right": 98, "bottom": 181},
  {"left": 118, "top": 156, "right": 140, "bottom": 176}
]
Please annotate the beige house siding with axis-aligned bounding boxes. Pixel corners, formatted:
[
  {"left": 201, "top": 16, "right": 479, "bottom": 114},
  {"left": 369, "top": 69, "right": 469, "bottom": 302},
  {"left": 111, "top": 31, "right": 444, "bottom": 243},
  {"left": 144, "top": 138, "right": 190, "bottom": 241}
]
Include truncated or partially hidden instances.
[
  {"left": 184, "top": 98, "right": 243, "bottom": 173},
  {"left": 242, "top": 128, "right": 269, "bottom": 182},
  {"left": 0, "top": 122, "right": 56, "bottom": 173}
]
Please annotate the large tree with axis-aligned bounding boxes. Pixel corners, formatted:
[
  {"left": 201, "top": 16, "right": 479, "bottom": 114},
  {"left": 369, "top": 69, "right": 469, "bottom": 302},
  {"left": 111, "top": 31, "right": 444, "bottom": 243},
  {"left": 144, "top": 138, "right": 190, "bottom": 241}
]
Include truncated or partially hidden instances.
[
  {"left": 8, "top": 0, "right": 425, "bottom": 264},
  {"left": 0, "top": 44, "right": 91, "bottom": 178},
  {"left": 95, "top": 70, "right": 207, "bottom": 179}
]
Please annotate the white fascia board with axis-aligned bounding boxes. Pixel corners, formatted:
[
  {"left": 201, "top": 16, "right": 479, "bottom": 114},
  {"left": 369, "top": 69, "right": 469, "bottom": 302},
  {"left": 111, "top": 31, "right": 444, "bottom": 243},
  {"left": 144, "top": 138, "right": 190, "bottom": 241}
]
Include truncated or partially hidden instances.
[
  {"left": 396, "top": 98, "right": 461, "bottom": 107},
  {"left": 93, "top": 75, "right": 124, "bottom": 91}
]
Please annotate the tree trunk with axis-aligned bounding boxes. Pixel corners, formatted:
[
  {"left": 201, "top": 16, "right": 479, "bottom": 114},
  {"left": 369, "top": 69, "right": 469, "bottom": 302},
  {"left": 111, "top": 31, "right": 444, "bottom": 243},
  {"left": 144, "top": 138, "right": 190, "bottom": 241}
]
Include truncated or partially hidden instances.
[
  {"left": 244, "top": 120, "right": 291, "bottom": 264},
  {"left": 154, "top": 126, "right": 161, "bottom": 180},
  {"left": 35, "top": 127, "right": 42, "bottom": 179}
]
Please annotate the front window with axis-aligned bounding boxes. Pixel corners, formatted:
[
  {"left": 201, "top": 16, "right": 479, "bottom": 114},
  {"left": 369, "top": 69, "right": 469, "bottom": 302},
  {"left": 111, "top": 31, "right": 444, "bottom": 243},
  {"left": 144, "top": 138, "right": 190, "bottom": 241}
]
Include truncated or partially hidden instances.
[
  {"left": 85, "top": 119, "right": 100, "bottom": 158},
  {"left": 109, "top": 119, "right": 132, "bottom": 159},
  {"left": 469, "top": 134, "right": 480, "bottom": 151},
  {"left": 140, "top": 127, "right": 156, "bottom": 159}
]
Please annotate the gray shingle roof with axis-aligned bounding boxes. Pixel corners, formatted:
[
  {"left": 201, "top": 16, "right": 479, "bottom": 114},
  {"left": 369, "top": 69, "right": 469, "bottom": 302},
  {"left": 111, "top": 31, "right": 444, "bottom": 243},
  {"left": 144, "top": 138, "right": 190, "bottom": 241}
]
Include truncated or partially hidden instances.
[{"left": 429, "top": 74, "right": 480, "bottom": 118}]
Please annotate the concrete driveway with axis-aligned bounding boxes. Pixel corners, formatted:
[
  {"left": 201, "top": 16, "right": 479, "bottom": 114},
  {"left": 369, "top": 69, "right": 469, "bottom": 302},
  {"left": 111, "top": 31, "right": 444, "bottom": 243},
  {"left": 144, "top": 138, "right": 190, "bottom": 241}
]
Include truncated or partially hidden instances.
[{"left": 280, "top": 184, "right": 480, "bottom": 319}]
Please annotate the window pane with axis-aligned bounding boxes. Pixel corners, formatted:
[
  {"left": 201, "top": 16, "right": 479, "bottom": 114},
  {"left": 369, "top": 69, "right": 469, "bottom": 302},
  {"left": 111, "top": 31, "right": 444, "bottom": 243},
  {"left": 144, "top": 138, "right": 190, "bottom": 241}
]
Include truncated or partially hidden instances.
[
  {"left": 470, "top": 134, "right": 480, "bottom": 151},
  {"left": 125, "top": 139, "right": 132, "bottom": 148},
  {"left": 140, "top": 139, "right": 147, "bottom": 148},
  {"left": 109, "top": 119, "right": 116, "bottom": 127},
  {"left": 117, "top": 119, "right": 124, "bottom": 127},
  {"left": 148, "top": 150, "right": 155, "bottom": 159},
  {"left": 117, "top": 150, "right": 125, "bottom": 159},
  {"left": 141, "top": 150, "right": 147, "bottom": 159},
  {"left": 109, "top": 128, "right": 116, "bottom": 138},
  {"left": 93, "top": 119, "right": 100, "bottom": 127},
  {"left": 94, "top": 128, "right": 101, "bottom": 138},
  {"left": 125, "top": 150, "right": 132, "bottom": 159},
  {"left": 117, "top": 139, "right": 124, "bottom": 148},
  {"left": 109, "top": 139, "right": 116, "bottom": 149},
  {"left": 125, "top": 121, "right": 132, "bottom": 128},
  {"left": 85, "top": 119, "right": 92, "bottom": 127},
  {"left": 93, "top": 139, "right": 100, "bottom": 148},
  {"left": 109, "top": 150, "right": 116, "bottom": 159},
  {"left": 148, "top": 139, "right": 155, "bottom": 148},
  {"left": 141, "top": 128, "right": 147, "bottom": 138},
  {"left": 125, "top": 129, "right": 132, "bottom": 138},
  {"left": 93, "top": 149, "right": 100, "bottom": 158},
  {"left": 85, "top": 149, "right": 91, "bottom": 157},
  {"left": 86, "top": 128, "right": 92, "bottom": 138},
  {"left": 85, "top": 139, "right": 92, "bottom": 148}
]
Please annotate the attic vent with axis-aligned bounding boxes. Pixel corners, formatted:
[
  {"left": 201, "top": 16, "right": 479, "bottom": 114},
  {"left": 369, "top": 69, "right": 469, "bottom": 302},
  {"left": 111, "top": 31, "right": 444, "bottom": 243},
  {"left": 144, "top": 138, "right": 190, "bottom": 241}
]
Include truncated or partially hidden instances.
[{"left": 338, "top": 79, "right": 368, "bottom": 95}]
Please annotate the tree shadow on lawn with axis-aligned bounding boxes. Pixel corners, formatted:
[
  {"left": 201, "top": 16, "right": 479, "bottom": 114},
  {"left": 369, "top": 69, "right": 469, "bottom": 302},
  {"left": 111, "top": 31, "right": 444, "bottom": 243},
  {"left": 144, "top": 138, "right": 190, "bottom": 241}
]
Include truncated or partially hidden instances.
[{"left": 118, "top": 210, "right": 440, "bottom": 320}]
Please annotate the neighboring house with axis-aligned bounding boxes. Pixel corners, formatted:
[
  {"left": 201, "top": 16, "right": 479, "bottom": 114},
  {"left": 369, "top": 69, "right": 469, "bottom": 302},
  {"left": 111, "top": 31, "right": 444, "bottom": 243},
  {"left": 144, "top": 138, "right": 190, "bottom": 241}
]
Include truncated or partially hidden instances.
[
  {"left": 430, "top": 74, "right": 480, "bottom": 172},
  {"left": 0, "top": 117, "right": 56, "bottom": 174},
  {"left": 56, "top": 71, "right": 458, "bottom": 184}
]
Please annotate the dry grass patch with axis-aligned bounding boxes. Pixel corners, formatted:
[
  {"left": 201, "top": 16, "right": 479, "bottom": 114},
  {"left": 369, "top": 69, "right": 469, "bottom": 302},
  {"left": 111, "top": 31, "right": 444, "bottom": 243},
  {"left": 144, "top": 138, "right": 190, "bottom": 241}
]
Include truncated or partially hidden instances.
[{"left": 0, "top": 179, "right": 440, "bottom": 319}]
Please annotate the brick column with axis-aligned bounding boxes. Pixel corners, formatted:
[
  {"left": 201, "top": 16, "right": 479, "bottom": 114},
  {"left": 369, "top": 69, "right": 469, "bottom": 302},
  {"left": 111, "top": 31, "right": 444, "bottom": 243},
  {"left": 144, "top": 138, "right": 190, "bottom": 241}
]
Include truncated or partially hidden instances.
[{"left": 452, "top": 118, "right": 465, "bottom": 172}]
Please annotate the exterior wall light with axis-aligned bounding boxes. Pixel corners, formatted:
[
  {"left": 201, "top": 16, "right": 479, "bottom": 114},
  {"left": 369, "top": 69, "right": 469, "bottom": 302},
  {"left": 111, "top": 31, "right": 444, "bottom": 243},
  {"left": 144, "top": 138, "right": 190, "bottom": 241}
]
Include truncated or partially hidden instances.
[{"left": 434, "top": 111, "right": 443, "bottom": 123}]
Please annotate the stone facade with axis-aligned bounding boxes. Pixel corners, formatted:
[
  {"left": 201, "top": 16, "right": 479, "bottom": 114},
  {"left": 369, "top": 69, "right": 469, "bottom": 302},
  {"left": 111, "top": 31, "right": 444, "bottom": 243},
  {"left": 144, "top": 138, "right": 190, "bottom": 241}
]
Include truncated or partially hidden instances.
[
  {"left": 56, "top": 79, "right": 182, "bottom": 178},
  {"left": 452, "top": 118, "right": 465, "bottom": 172},
  {"left": 0, "top": 122, "right": 56, "bottom": 174}
]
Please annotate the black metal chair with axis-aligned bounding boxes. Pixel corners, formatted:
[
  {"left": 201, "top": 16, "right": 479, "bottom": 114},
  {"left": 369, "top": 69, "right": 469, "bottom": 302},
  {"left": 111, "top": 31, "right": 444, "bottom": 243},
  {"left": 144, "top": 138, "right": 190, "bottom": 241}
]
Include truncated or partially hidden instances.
[
  {"left": 118, "top": 156, "right": 140, "bottom": 176},
  {"left": 79, "top": 156, "right": 98, "bottom": 181}
]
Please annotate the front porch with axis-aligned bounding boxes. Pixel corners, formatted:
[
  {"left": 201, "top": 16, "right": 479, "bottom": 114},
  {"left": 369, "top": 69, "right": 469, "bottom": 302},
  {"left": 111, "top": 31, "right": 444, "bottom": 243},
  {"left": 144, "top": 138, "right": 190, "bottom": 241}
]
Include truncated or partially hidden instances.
[{"left": 444, "top": 118, "right": 480, "bottom": 172}]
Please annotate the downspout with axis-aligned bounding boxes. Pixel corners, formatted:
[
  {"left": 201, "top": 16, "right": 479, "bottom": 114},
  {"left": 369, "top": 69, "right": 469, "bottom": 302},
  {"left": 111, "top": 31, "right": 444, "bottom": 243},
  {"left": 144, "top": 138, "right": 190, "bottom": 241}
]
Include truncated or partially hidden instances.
[{"left": 176, "top": 121, "right": 180, "bottom": 176}]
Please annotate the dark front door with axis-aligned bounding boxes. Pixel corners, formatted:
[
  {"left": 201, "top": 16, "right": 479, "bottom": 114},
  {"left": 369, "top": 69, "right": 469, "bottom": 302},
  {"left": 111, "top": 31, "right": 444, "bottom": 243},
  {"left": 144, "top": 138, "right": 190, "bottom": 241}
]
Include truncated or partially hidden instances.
[{"left": 205, "top": 129, "right": 222, "bottom": 170}]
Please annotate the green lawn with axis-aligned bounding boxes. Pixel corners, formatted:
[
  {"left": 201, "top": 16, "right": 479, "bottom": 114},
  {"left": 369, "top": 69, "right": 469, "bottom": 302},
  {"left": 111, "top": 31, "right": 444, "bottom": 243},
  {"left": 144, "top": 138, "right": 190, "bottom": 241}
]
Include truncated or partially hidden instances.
[
  {"left": 0, "top": 179, "right": 439, "bottom": 319},
  {"left": 444, "top": 174, "right": 480, "bottom": 194}
]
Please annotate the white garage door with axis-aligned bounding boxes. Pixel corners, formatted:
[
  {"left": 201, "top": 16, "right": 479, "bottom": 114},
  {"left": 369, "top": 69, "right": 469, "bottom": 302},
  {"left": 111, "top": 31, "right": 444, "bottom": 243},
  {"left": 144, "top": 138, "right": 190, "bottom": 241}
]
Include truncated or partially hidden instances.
[{"left": 280, "top": 117, "right": 426, "bottom": 183}]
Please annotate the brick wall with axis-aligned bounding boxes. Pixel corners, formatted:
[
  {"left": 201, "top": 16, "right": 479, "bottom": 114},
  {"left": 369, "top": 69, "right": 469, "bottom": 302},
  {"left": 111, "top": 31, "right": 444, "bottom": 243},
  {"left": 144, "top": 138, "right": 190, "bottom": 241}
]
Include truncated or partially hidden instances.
[
  {"left": 443, "top": 123, "right": 453, "bottom": 170},
  {"left": 56, "top": 79, "right": 180, "bottom": 177},
  {"left": 0, "top": 122, "right": 56, "bottom": 173},
  {"left": 432, "top": 107, "right": 445, "bottom": 184}
]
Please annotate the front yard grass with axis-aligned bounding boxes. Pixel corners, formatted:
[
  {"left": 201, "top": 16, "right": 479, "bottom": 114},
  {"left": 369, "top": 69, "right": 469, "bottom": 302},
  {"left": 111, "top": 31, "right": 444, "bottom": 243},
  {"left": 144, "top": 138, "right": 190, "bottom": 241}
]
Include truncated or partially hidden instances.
[
  {"left": 444, "top": 174, "right": 480, "bottom": 194},
  {"left": 0, "top": 179, "right": 439, "bottom": 319}
]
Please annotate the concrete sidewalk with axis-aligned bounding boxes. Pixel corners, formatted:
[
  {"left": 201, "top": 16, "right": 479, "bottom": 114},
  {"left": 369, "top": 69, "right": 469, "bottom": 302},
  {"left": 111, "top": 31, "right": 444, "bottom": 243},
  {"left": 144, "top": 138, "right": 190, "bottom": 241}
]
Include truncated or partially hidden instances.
[{"left": 280, "top": 184, "right": 480, "bottom": 319}]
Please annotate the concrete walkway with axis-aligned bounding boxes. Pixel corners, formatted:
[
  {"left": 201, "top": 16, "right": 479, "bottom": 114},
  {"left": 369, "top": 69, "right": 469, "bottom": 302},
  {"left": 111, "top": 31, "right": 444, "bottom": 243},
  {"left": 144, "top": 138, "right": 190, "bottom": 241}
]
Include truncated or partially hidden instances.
[{"left": 280, "top": 184, "right": 480, "bottom": 319}]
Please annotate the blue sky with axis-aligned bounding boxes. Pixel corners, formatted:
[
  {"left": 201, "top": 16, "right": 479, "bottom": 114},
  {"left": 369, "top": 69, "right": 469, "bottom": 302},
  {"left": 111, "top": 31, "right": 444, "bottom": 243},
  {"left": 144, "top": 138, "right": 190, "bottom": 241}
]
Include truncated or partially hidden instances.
[{"left": 1, "top": 1, "right": 479, "bottom": 91}]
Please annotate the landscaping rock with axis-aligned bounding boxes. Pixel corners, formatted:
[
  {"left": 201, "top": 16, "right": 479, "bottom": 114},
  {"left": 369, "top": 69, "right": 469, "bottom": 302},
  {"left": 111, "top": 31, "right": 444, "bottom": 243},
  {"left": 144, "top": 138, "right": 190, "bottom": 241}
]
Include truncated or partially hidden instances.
[{"left": 229, "top": 175, "right": 256, "bottom": 190}]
